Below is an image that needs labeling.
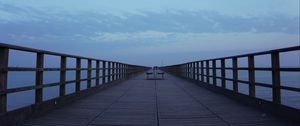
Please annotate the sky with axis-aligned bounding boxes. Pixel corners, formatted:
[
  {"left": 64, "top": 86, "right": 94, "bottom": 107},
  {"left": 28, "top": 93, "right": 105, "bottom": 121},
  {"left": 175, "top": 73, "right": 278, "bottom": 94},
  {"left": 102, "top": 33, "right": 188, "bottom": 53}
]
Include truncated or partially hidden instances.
[{"left": 0, "top": 0, "right": 299, "bottom": 66}]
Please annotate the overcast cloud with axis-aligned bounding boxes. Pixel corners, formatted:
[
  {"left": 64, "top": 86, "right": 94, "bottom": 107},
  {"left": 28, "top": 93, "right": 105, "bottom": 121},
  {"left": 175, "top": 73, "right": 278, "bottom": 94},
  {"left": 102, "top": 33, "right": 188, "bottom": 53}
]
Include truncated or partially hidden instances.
[{"left": 0, "top": 0, "right": 299, "bottom": 66}]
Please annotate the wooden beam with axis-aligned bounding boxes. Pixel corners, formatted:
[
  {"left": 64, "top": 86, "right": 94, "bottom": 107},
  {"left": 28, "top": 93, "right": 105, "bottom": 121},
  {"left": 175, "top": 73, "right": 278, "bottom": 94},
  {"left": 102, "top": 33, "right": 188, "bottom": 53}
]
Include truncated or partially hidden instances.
[
  {"left": 193, "top": 62, "right": 196, "bottom": 80},
  {"left": 185, "top": 64, "right": 188, "bottom": 78},
  {"left": 248, "top": 55, "right": 255, "bottom": 97},
  {"left": 35, "top": 53, "right": 44, "bottom": 104},
  {"left": 107, "top": 62, "right": 111, "bottom": 82},
  {"left": 112, "top": 62, "right": 115, "bottom": 81},
  {"left": 232, "top": 57, "right": 238, "bottom": 92},
  {"left": 118, "top": 63, "right": 121, "bottom": 80},
  {"left": 201, "top": 61, "right": 204, "bottom": 82},
  {"left": 96, "top": 60, "right": 100, "bottom": 86},
  {"left": 212, "top": 60, "right": 217, "bottom": 86},
  {"left": 87, "top": 59, "right": 92, "bottom": 88},
  {"left": 221, "top": 59, "right": 226, "bottom": 88},
  {"left": 0, "top": 47, "right": 8, "bottom": 113},
  {"left": 196, "top": 62, "right": 200, "bottom": 81},
  {"left": 76, "top": 58, "right": 81, "bottom": 92},
  {"left": 272, "top": 52, "right": 281, "bottom": 104},
  {"left": 59, "top": 56, "right": 66, "bottom": 97},
  {"left": 102, "top": 61, "right": 106, "bottom": 84},
  {"left": 206, "top": 60, "right": 210, "bottom": 83}
]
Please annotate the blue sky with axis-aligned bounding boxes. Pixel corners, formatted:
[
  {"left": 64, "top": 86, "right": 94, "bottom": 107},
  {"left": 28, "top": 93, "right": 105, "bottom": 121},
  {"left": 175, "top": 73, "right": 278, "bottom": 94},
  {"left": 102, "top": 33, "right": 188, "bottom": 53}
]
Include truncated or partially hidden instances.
[{"left": 0, "top": 0, "right": 299, "bottom": 66}]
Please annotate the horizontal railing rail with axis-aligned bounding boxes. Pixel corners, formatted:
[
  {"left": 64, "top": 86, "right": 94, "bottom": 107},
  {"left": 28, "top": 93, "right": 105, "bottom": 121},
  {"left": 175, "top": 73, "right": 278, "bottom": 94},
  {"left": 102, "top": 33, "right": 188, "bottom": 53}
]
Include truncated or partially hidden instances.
[
  {"left": 0, "top": 43, "right": 150, "bottom": 114},
  {"left": 161, "top": 46, "right": 300, "bottom": 108}
]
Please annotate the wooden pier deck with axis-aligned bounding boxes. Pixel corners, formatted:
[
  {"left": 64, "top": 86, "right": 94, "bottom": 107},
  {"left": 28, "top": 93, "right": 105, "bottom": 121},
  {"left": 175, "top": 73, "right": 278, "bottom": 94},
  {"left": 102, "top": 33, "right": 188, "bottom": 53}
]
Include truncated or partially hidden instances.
[{"left": 23, "top": 72, "right": 296, "bottom": 126}]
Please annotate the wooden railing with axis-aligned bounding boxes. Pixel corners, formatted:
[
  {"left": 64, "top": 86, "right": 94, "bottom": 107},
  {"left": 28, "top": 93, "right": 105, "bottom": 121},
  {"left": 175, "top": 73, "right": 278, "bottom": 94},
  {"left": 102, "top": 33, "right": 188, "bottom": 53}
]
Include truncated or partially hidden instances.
[
  {"left": 161, "top": 46, "right": 300, "bottom": 108},
  {"left": 0, "top": 43, "right": 149, "bottom": 114}
]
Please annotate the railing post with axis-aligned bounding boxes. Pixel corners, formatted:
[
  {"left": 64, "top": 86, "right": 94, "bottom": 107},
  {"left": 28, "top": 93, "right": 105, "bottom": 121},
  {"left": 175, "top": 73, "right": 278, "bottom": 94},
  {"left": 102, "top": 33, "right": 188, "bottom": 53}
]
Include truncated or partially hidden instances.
[
  {"left": 221, "top": 59, "right": 226, "bottom": 88},
  {"left": 181, "top": 65, "right": 184, "bottom": 77},
  {"left": 76, "top": 58, "right": 81, "bottom": 92},
  {"left": 186, "top": 63, "right": 189, "bottom": 78},
  {"left": 107, "top": 62, "right": 111, "bottom": 82},
  {"left": 193, "top": 62, "right": 196, "bottom": 80},
  {"left": 232, "top": 57, "right": 238, "bottom": 92},
  {"left": 248, "top": 55, "right": 255, "bottom": 97},
  {"left": 126, "top": 64, "right": 128, "bottom": 78},
  {"left": 87, "top": 59, "right": 92, "bottom": 88},
  {"left": 35, "top": 53, "right": 44, "bottom": 104},
  {"left": 112, "top": 62, "right": 115, "bottom": 81},
  {"left": 212, "top": 60, "right": 217, "bottom": 86},
  {"left": 190, "top": 63, "right": 193, "bottom": 79},
  {"left": 59, "top": 56, "right": 66, "bottom": 97},
  {"left": 201, "top": 61, "right": 204, "bottom": 82},
  {"left": 122, "top": 64, "right": 125, "bottom": 79},
  {"left": 96, "top": 60, "right": 100, "bottom": 86},
  {"left": 185, "top": 64, "right": 188, "bottom": 78},
  {"left": 124, "top": 64, "right": 128, "bottom": 78},
  {"left": 115, "top": 63, "right": 118, "bottom": 80},
  {"left": 272, "top": 52, "right": 281, "bottom": 104},
  {"left": 206, "top": 60, "right": 210, "bottom": 83},
  {"left": 0, "top": 47, "right": 8, "bottom": 113},
  {"left": 120, "top": 63, "right": 123, "bottom": 79},
  {"left": 196, "top": 62, "right": 200, "bottom": 81},
  {"left": 102, "top": 61, "right": 106, "bottom": 84},
  {"left": 118, "top": 63, "right": 121, "bottom": 80}
]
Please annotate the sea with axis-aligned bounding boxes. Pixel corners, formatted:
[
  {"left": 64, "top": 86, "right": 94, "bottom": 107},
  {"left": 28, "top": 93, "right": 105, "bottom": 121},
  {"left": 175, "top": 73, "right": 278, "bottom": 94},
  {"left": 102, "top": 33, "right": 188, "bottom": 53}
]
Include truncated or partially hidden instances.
[
  {"left": 5, "top": 50, "right": 300, "bottom": 111},
  {"left": 6, "top": 70, "right": 300, "bottom": 111}
]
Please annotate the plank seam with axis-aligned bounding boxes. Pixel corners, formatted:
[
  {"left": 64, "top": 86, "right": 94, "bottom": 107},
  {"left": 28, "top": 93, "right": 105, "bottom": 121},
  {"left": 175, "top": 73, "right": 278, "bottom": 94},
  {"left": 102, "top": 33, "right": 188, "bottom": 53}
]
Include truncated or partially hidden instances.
[
  {"left": 171, "top": 78, "right": 232, "bottom": 126},
  {"left": 86, "top": 83, "right": 134, "bottom": 126}
]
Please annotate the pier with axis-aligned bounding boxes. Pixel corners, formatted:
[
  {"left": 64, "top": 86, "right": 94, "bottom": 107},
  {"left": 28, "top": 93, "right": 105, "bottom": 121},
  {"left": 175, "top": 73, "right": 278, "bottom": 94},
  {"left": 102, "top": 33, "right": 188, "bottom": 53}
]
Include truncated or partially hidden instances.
[{"left": 0, "top": 43, "right": 299, "bottom": 126}]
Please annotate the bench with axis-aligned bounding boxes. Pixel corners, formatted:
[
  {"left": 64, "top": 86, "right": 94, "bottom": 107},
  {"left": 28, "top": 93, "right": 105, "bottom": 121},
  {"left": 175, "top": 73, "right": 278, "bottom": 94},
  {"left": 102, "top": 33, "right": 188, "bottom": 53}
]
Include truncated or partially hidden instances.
[
  {"left": 157, "top": 72, "right": 165, "bottom": 79},
  {"left": 146, "top": 72, "right": 154, "bottom": 79}
]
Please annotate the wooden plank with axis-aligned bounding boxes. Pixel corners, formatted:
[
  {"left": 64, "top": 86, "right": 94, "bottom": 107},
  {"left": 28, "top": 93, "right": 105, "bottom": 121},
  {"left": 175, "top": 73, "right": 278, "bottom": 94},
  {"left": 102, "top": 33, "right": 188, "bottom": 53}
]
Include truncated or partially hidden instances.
[
  {"left": 19, "top": 72, "right": 298, "bottom": 126},
  {"left": 76, "top": 58, "right": 81, "bottom": 92},
  {"left": 232, "top": 57, "right": 238, "bottom": 92},
  {"left": 0, "top": 47, "right": 8, "bottom": 113},
  {"left": 248, "top": 55, "right": 255, "bottom": 97},
  {"left": 271, "top": 52, "right": 281, "bottom": 104},
  {"left": 221, "top": 59, "right": 226, "bottom": 88},
  {"left": 59, "top": 56, "right": 66, "bottom": 96},
  {"left": 35, "top": 53, "right": 44, "bottom": 104}
]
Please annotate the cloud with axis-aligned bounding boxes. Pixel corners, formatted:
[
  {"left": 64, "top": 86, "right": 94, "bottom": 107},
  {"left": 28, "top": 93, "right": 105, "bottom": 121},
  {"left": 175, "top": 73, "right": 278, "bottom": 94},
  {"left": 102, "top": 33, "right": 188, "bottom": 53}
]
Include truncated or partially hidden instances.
[
  {"left": 87, "top": 31, "right": 299, "bottom": 52},
  {"left": 89, "top": 31, "right": 171, "bottom": 42},
  {"left": 0, "top": 3, "right": 298, "bottom": 34}
]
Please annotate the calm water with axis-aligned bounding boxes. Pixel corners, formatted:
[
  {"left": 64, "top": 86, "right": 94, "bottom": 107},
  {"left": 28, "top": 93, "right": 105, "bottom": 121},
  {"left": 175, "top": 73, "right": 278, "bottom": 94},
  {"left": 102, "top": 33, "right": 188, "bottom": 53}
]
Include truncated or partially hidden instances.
[{"left": 6, "top": 70, "right": 300, "bottom": 111}]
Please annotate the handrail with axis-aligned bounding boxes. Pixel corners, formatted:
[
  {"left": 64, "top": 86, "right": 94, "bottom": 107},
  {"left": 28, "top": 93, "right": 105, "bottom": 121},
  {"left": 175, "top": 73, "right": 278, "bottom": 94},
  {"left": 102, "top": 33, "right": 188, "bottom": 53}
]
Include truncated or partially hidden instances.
[
  {"left": 161, "top": 45, "right": 300, "bottom": 108},
  {"left": 0, "top": 42, "right": 150, "bottom": 114}
]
